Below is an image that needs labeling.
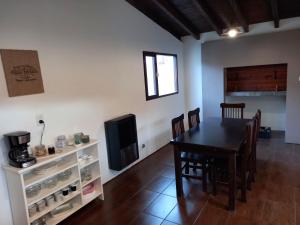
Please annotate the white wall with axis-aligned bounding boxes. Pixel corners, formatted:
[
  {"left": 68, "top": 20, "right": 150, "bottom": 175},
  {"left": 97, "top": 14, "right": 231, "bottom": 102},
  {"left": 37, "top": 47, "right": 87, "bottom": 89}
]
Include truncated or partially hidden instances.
[
  {"left": 0, "top": 1, "right": 185, "bottom": 224},
  {"left": 225, "top": 96, "right": 286, "bottom": 130},
  {"left": 182, "top": 37, "right": 203, "bottom": 119},
  {"left": 202, "top": 29, "right": 300, "bottom": 142}
]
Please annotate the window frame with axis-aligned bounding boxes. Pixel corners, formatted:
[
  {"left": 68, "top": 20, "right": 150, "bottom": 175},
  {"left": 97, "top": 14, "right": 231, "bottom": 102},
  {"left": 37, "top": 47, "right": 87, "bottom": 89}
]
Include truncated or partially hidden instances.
[{"left": 143, "top": 51, "right": 179, "bottom": 101}]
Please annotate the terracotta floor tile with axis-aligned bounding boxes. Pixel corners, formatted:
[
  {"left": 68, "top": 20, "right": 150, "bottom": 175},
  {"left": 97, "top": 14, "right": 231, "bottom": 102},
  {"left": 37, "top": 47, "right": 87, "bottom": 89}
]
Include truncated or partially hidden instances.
[
  {"left": 160, "top": 165, "right": 176, "bottom": 178},
  {"left": 127, "top": 213, "right": 163, "bottom": 225},
  {"left": 144, "top": 194, "right": 178, "bottom": 219},
  {"left": 232, "top": 199, "right": 265, "bottom": 221},
  {"left": 163, "top": 181, "right": 178, "bottom": 197},
  {"left": 226, "top": 215, "right": 261, "bottom": 225},
  {"left": 193, "top": 203, "right": 230, "bottom": 225},
  {"left": 261, "top": 200, "right": 295, "bottom": 225},
  {"left": 125, "top": 190, "right": 160, "bottom": 211},
  {"left": 60, "top": 132, "right": 298, "bottom": 225},
  {"left": 166, "top": 196, "right": 207, "bottom": 224},
  {"left": 296, "top": 204, "right": 300, "bottom": 225},
  {"left": 145, "top": 176, "right": 174, "bottom": 193},
  {"left": 162, "top": 220, "right": 179, "bottom": 225},
  {"left": 296, "top": 188, "right": 300, "bottom": 204}
]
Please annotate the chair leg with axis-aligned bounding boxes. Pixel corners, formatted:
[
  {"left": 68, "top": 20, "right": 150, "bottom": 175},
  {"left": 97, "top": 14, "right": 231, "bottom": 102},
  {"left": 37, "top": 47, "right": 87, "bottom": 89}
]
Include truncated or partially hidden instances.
[
  {"left": 208, "top": 164, "right": 212, "bottom": 182},
  {"left": 212, "top": 164, "right": 217, "bottom": 195},
  {"left": 247, "top": 175, "right": 252, "bottom": 191},
  {"left": 241, "top": 169, "right": 247, "bottom": 202},
  {"left": 249, "top": 153, "right": 255, "bottom": 183},
  {"left": 193, "top": 162, "right": 197, "bottom": 172},
  {"left": 185, "top": 161, "right": 190, "bottom": 175},
  {"left": 253, "top": 147, "right": 257, "bottom": 182},
  {"left": 202, "top": 163, "right": 207, "bottom": 192},
  {"left": 241, "top": 183, "right": 247, "bottom": 202}
]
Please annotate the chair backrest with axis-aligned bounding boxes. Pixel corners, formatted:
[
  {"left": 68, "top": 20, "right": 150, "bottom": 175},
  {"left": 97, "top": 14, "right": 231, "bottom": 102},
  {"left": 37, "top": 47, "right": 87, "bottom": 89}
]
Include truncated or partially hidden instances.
[
  {"left": 188, "top": 108, "right": 200, "bottom": 129},
  {"left": 252, "top": 115, "right": 259, "bottom": 148},
  {"left": 244, "top": 120, "right": 254, "bottom": 164},
  {"left": 171, "top": 114, "right": 185, "bottom": 139},
  {"left": 220, "top": 103, "right": 245, "bottom": 119},
  {"left": 257, "top": 109, "right": 261, "bottom": 137}
]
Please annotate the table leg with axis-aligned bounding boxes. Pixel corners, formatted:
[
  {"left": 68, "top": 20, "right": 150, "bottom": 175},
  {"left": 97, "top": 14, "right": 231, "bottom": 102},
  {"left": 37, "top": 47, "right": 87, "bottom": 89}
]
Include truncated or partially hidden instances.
[
  {"left": 241, "top": 149, "right": 247, "bottom": 202},
  {"left": 228, "top": 153, "right": 236, "bottom": 211},
  {"left": 173, "top": 145, "right": 183, "bottom": 197},
  {"left": 202, "top": 161, "right": 207, "bottom": 192}
]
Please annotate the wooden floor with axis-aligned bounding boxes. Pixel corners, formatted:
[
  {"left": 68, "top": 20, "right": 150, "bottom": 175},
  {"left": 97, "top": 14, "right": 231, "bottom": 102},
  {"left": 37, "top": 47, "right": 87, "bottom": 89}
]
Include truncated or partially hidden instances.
[{"left": 61, "top": 132, "right": 300, "bottom": 225}]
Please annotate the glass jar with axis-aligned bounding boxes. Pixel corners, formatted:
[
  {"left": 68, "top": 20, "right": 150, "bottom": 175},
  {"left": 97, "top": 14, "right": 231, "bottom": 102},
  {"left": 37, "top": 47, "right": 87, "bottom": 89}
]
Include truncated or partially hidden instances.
[
  {"left": 51, "top": 202, "right": 73, "bottom": 216},
  {"left": 31, "top": 216, "right": 46, "bottom": 225},
  {"left": 78, "top": 154, "right": 94, "bottom": 165},
  {"left": 45, "top": 195, "right": 55, "bottom": 207},
  {"left": 58, "top": 169, "right": 72, "bottom": 182},
  {"left": 54, "top": 190, "right": 63, "bottom": 202},
  {"left": 44, "top": 176, "right": 58, "bottom": 189},
  {"left": 34, "top": 145, "right": 47, "bottom": 157},
  {"left": 47, "top": 145, "right": 55, "bottom": 155},
  {"left": 81, "top": 167, "right": 92, "bottom": 182},
  {"left": 28, "top": 204, "right": 37, "bottom": 217},
  {"left": 26, "top": 184, "right": 41, "bottom": 198},
  {"left": 62, "top": 187, "right": 69, "bottom": 196},
  {"left": 70, "top": 182, "right": 78, "bottom": 192},
  {"left": 36, "top": 199, "right": 46, "bottom": 212}
]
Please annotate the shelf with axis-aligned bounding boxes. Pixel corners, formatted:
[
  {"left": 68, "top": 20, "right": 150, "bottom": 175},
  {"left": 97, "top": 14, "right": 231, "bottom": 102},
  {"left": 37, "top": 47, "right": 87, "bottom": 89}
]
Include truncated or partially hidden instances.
[
  {"left": 226, "top": 91, "right": 286, "bottom": 97},
  {"left": 81, "top": 175, "right": 101, "bottom": 187},
  {"left": 24, "top": 163, "right": 78, "bottom": 188},
  {"left": 27, "top": 176, "right": 79, "bottom": 206},
  {"left": 3, "top": 140, "right": 99, "bottom": 174},
  {"left": 46, "top": 203, "right": 81, "bottom": 225},
  {"left": 3, "top": 137, "right": 103, "bottom": 225},
  {"left": 82, "top": 189, "right": 103, "bottom": 206},
  {"left": 29, "top": 190, "right": 81, "bottom": 223},
  {"left": 79, "top": 158, "right": 99, "bottom": 169}
]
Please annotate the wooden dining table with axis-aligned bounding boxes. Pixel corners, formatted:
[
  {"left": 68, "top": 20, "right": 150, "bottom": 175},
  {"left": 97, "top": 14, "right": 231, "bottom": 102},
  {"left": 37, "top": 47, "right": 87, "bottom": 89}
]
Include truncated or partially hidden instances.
[{"left": 170, "top": 117, "right": 251, "bottom": 211}]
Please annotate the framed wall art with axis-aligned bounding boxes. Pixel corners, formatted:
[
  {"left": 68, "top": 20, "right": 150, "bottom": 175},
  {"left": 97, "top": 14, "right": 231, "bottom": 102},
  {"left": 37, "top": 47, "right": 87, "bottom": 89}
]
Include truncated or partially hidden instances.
[{"left": 0, "top": 49, "right": 44, "bottom": 97}]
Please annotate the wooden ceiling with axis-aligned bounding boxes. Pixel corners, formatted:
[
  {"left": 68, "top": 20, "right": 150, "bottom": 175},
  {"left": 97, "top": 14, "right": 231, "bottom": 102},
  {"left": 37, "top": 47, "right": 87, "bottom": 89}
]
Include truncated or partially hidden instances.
[{"left": 125, "top": 0, "right": 300, "bottom": 40}]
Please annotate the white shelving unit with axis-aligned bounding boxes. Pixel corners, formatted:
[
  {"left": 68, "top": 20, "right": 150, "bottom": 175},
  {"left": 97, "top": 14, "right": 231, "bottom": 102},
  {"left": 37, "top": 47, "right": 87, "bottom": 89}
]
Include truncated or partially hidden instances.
[{"left": 3, "top": 140, "right": 104, "bottom": 225}]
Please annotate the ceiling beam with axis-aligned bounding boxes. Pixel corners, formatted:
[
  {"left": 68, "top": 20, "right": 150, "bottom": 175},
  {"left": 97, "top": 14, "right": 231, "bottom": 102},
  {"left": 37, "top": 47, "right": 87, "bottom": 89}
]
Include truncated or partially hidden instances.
[
  {"left": 152, "top": 0, "right": 200, "bottom": 39},
  {"left": 192, "top": 0, "right": 223, "bottom": 35},
  {"left": 228, "top": 0, "right": 249, "bottom": 32},
  {"left": 270, "top": 0, "right": 280, "bottom": 28}
]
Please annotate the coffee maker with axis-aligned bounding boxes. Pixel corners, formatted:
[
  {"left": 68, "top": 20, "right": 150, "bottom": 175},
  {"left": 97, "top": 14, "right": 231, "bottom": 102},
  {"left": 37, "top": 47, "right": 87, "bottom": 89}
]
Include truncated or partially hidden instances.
[{"left": 4, "top": 131, "right": 37, "bottom": 168}]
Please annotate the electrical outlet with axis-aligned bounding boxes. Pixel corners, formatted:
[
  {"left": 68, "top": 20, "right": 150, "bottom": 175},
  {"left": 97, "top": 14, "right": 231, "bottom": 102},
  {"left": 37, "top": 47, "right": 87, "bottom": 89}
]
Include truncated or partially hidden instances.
[{"left": 36, "top": 114, "right": 44, "bottom": 126}]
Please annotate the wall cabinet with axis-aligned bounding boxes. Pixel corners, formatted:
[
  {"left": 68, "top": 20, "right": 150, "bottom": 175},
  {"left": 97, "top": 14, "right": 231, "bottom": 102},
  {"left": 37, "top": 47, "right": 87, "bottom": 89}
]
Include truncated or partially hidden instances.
[
  {"left": 225, "top": 64, "right": 287, "bottom": 96},
  {"left": 3, "top": 140, "right": 103, "bottom": 225}
]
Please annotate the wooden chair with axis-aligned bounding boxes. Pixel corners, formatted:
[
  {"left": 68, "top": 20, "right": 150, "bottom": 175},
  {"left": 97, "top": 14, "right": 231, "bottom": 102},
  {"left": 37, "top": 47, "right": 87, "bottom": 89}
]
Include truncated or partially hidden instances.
[
  {"left": 220, "top": 103, "right": 245, "bottom": 119},
  {"left": 252, "top": 110, "right": 261, "bottom": 177},
  {"left": 257, "top": 109, "right": 261, "bottom": 136},
  {"left": 171, "top": 114, "right": 185, "bottom": 140},
  {"left": 211, "top": 120, "right": 254, "bottom": 202},
  {"left": 188, "top": 108, "right": 200, "bottom": 129},
  {"left": 171, "top": 114, "right": 208, "bottom": 192},
  {"left": 188, "top": 108, "right": 204, "bottom": 170},
  {"left": 248, "top": 115, "right": 258, "bottom": 188}
]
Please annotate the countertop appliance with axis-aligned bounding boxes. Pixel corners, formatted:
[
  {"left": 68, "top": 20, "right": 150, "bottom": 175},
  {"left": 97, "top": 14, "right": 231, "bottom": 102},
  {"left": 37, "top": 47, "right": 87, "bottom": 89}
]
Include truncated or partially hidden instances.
[{"left": 4, "top": 131, "right": 37, "bottom": 168}]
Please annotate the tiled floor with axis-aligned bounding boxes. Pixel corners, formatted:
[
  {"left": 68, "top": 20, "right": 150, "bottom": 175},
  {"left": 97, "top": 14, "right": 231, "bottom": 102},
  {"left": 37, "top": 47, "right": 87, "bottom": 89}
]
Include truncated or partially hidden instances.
[{"left": 61, "top": 132, "right": 300, "bottom": 225}]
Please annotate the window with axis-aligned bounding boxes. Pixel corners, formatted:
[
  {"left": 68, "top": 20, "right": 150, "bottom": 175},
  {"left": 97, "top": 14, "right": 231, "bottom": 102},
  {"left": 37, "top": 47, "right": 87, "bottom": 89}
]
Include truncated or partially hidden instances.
[{"left": 143, "top": 51, "right": 178, "bottom": 100}]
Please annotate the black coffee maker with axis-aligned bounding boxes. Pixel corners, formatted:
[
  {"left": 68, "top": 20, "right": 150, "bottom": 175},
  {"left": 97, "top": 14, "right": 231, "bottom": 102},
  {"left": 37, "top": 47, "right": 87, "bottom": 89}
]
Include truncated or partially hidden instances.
[{"left": 4, "top": 131, "right": 37, "bottom": 168}]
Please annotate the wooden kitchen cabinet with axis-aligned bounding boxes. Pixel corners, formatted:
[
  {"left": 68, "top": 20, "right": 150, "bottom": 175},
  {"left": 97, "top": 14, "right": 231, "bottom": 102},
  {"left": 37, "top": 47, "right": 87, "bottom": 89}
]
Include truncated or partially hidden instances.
[{"left": 225, "top": 64, "right": 287, "bottom": 94}]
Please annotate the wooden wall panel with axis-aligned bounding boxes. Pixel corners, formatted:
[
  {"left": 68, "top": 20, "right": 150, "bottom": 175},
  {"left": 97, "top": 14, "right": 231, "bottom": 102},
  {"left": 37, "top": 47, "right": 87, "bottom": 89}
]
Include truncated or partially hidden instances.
[{"left": 225, "top": 64, "right": 287, "bottom": 92}]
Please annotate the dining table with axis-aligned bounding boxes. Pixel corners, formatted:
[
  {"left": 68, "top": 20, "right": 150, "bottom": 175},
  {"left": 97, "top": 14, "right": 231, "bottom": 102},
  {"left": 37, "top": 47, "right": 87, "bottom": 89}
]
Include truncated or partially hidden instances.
[{"left": 170, "top": 117, "right": 251, "bottom": 211}]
